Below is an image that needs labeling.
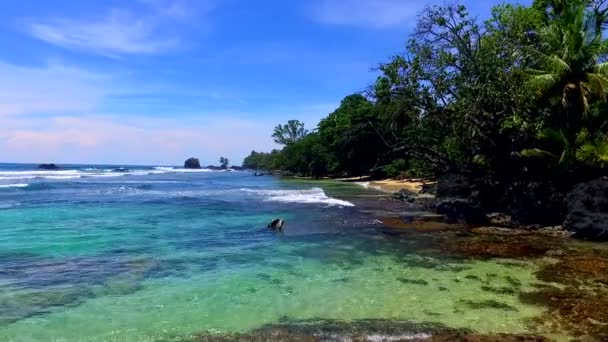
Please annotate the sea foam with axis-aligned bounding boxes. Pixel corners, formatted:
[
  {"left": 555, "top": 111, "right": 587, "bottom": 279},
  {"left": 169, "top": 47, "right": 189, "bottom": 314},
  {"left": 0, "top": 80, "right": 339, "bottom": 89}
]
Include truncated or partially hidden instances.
[
  {"left": 241, "top": 187, "right": 354, "bottom": 207},
  {"left": 0, "top": 183, "right": 29, "bottom": 188}
]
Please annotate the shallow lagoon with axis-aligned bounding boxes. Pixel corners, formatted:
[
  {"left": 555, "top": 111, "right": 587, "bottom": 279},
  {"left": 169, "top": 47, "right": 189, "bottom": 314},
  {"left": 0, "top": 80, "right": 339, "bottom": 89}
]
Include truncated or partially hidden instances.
[{"left": 0, "top": 164, "right": 577, "bottom": 341}]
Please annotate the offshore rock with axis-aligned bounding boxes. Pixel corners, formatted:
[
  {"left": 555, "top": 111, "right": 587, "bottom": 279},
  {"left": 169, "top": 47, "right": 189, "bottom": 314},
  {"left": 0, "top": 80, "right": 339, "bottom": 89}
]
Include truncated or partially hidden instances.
[
  {"left": 184, "top": 158, "right": 201, "bottom": 169},
  {"left": 268, "top": 218, "right": 285, "bottom": 230}
]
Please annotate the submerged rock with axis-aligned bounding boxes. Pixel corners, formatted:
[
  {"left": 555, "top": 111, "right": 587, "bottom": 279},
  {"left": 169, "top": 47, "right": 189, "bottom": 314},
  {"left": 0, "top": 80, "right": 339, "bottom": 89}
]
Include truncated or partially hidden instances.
[
  {"left": 564, "top": 177, "right": 608, "bottom": 241},
  {"left": 193, "top": 318, "right": 549, "bottom": 341},
  {"left": 184, "top": 158, "right": 201, "bottom": 169},
  {"left": 38, "top": 163, "right": 59, "bottom": 170}
]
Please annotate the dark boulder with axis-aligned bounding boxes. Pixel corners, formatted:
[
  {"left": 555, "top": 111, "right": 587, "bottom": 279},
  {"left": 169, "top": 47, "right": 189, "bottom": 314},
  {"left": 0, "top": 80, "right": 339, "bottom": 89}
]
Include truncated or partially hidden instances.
[
  {"left": 392, "top": 190, "right": 415, "bottom": 203},
  {"left": 436, "top": 199, "right": 487, "bottom": 224},
  {"left": 184, "top": 158, "right": 201, "bottom": 169},
  {"left": 436, "top": 174, "right": 472, "bottom": 198},
  {"left": 268, "top": 218, "right": 285, "bottom": 231},
  {"left": 509, "top": 180, "right": 564, "bottom": 225},
  {"left": 38, "top": 163, "right": 59, "bottom": 170},
  {"left": 564, "top": 177, "right": 608, "bottom": 240}
]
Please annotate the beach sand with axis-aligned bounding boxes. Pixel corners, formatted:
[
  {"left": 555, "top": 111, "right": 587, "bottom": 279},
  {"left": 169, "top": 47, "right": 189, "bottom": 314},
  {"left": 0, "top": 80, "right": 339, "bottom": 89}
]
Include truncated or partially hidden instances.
[{"left": 364, "top": 179, "right": 434, "bottom": 194}]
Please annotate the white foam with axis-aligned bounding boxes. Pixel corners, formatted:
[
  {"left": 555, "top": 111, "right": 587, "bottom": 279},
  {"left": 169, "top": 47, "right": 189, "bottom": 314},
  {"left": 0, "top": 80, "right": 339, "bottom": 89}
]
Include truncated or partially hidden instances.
[
  {"left": 242, "top": 187, "right": 354, "bottom": 207},
  {"left": 0, "top": 170, "right": 79, "bottom": 176},
  {"left": 355, "top": 181, "right": 383, "bottom": 192},
  {"left": 154, "top": 166, "right": 175, "bottom": 171},
  {"left": 154, "top": 166, "right": 236, "bottom": 173},
  {"left": 0, "top": 183, "right": 29, "bottom": 188},
  {"left": 0, "top": 166, "right": 229, "bottom": 182},
  {"left": 43, "top": 175, "right": 81, "bottom": 180},
  {"left": 168, "top": 168, "right": 214, "bottom": 173}
]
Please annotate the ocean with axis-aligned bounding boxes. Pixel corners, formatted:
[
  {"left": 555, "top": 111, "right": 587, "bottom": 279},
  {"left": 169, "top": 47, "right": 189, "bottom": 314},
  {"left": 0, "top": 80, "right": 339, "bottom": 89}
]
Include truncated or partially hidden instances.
[{"left": 0, "top": 163, "right": 557, "bottom": 341}]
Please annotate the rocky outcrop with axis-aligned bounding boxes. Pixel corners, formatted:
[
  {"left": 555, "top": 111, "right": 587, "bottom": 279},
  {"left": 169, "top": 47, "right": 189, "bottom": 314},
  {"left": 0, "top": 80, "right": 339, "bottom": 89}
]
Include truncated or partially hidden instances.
[
  {"left": 184, "top": 158, "right": 201, "bottom": 169},
  {"left": 436, "top": 198, "right": 487, "bottom": 224},
  {"left": 38, "top": 163, "right": 59, "bottom": 170},
  {"left": 436, "top": 173, "right": 472, "bottom": 198},
  {"left": 508, "top": 179, "right": 564, "bottom": 225},
  {"left": 564, "top": 177, "right": 608, "bottom": 240}
]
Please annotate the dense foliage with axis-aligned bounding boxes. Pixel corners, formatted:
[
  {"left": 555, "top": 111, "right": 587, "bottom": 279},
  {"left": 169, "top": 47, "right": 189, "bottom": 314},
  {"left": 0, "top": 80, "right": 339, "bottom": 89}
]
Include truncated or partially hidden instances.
[{"left": 243, "top": 0, "right": 608, "bottom": 187}]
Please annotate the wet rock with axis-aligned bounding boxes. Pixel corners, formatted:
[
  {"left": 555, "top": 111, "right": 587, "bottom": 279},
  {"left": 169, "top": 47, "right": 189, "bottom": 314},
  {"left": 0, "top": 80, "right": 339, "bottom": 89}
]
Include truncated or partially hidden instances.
[
  {"left": 544, "top": 249, "right": 565, "bottom": 257},
  {"left": 184, "top": 157, "right": 201, "bottom": 169},
  {"left": 38, "top": 163, "right": 59, "bottom": 170},
  {"left": 536, "top": 256, "right": 608, "bottom": 286},
  {"left": 442, "top": 235, "right": 557, "bottom": 258},
  {"left": 535, "top": 226, "right": 573, "bottom": 238},
  {"left": 487, "top": 213, "right": 513, "bottom": 227},
  {"left": 471, "top": 227, "right": 524, "bottom": 236},
  {"left": 436, "top": 199, "right": 487, "bottom": 224},
  {"left": 380, "top": 216, "right": 462, "bottom": 233},
  {"left": 509, "top": 179, "right": 564, "bottom": 226},
  {"left": 268, "top": 218, "right": 285, "bottom": 231},
  {"left": 520, "top": 286, "right": 608, "bottom": 338},
  {"left": 392, "top": 190, "right": 416, "bottom": 203},
  {"left": 564, "top": 177, "right": 608, "bottom": 241},
  {"left": 193, "top": 318, "right": 550, "bottom": 342},
  {"left": 437, "top": 173, "right": 472, "bottom": 198}
]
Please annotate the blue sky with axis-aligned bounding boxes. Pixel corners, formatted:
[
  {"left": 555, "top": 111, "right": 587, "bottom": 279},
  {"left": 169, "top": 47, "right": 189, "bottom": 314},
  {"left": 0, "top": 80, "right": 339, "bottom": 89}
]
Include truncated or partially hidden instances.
[{"left": 0, "top": 0, "right": 527, "bottom": 165}]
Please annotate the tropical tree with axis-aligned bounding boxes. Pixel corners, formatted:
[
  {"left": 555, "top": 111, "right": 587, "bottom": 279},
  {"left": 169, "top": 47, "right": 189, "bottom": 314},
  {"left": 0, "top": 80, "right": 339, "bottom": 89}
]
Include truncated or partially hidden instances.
[
  {"left": 272, "top": 120, "right": 308, "bottom": 146},
  {"left": 219, "top": 157, "right": 229, "bottom": 169},
  {"left": 525, "top": 1, "right": 608, "bottom": 166}
]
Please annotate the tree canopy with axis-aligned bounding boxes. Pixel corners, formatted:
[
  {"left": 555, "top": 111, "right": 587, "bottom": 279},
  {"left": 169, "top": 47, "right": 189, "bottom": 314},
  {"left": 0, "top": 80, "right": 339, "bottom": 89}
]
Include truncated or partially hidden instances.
[{"left": 243, "top": 0, "right": 608, "bottom": 183}]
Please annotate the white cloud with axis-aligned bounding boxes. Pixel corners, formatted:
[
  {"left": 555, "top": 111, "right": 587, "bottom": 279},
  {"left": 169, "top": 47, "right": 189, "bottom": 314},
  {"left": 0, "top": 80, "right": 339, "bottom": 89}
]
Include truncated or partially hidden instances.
[
  {"left": 138, "top": 0, "right": 217, "bottom": 19},
  {"left": 25, "top": 9, "right": 178, "bottom": 57},
  {"left": 22, "top": 0, "right": 212, "bottom": 57},
  {"left": 0, "top": 61, "right": 109, "bottom": 116},
  {"left": 310, "top": 0, "right": 427, "bottom": 29}
]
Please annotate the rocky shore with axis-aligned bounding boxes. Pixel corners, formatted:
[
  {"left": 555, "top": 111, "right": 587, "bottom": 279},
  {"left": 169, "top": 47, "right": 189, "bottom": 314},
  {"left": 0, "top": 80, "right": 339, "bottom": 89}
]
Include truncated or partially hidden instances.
[{"left": 350, "top": 176, "right": 608, "bottom": 340}]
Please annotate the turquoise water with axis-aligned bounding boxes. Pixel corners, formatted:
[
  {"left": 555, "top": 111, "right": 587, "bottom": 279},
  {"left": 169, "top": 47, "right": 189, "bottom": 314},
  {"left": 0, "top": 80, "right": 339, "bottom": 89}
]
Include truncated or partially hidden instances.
[{"left": 0, "top": 164, "right": 554, "bottom": 341}]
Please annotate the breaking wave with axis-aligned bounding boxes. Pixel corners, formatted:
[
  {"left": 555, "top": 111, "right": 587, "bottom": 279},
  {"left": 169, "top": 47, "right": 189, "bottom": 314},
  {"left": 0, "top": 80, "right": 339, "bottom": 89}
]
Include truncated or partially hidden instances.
[
  {"left": 0, "top": 183, "right": 29, "bottom": 188},
  {"left": 241, "top": 187, "right": 354, "bottom": 207}
]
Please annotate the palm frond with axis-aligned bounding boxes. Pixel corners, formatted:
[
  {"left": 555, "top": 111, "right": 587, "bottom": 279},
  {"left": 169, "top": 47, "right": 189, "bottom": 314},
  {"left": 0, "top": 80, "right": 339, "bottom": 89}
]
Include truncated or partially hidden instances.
[
  {"left": 520, "top": 148, "right": 560, "bottom": 160},
  {"left": 529, "top": 73, "right": 561, "bottom": 93},
  {"left": 538, "top": 128, "right": 568, "bottom": 146},
  {"left": 593, "top": 62, "right": 608, "bottom": 76}
]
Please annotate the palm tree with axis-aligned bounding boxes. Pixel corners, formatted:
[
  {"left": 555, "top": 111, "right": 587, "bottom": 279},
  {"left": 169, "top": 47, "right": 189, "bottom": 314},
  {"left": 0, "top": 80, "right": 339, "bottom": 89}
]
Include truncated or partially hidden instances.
[{"left": 525, "top": 2, "right": 608, "bottom": 165}]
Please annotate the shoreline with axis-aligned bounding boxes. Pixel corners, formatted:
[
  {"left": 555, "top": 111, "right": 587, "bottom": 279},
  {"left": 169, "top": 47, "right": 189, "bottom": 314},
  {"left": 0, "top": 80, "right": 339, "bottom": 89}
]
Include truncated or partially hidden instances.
[
  {"left": 354, "top": 178, "right": 434, "bottom": 194},
  {"left": 319, "top": 176, "right": 608, "bottom": 340}
]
